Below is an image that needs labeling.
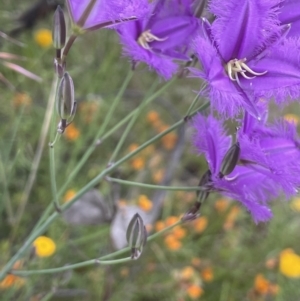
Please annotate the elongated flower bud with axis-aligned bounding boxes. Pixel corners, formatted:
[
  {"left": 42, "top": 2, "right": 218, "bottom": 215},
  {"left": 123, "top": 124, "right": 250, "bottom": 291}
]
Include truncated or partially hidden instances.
[
  {"left": 52, "top": 6, "right": 66, "bottom": 50},
  {"left": 126, "top": 213, "right": 147, "bottom": 260},
  {"left": 219, "top": 142, "right": 240, "bottom": 177}
]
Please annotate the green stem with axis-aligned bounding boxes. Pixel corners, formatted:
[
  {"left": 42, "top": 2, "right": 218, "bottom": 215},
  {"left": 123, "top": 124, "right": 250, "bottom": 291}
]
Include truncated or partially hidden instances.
[
  {"left": 185, "top": 84, "right": 206, "bottom": 117},
  {"left": 106, "top": 177, "right": 206, "bottom": 191},
  {"left": 12, "top": 257, "right": 132, "bottom": 276},
  {"left": 108, "top": 80, "right": 157, "bottom": 163},
  {"left": 30, "top": 70, "right": 134, "bottom": 232},
  {"left": 49, "top": 146, "right": 61, "bottom": 212},
  {"left": 12, "top": 221, "right": 182, "bottom": 276},
  {"left": 0, "top": 102, "right": 209, "bottom": 280}
]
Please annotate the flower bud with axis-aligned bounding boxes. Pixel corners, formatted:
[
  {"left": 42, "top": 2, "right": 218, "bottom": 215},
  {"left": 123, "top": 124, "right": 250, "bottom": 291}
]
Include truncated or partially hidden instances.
[
  {"left": 52, "top": 6, "right": 66, "bottom": 50},
  {"left": 219, "top": 142, "right": 240, "bottom": 178},
  {"left": 126, "top": 213, "right": 147, "bottom": 260}
]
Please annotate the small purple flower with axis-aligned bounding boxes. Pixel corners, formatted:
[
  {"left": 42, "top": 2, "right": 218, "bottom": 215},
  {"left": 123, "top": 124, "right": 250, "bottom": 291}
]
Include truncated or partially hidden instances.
[
  {"left": 191, "top": 0, "right": 300, "bottom": 118},
  {"left": 278, "top": 0, "right": 300, "bottom": 37},
  {"left": 67, "top": 0, "right": 149, "bottom": 31},
  {"left": 191, "top": 112, "right": 300, "bottom": 223},
  {"left": 117, "top": 0, "right": 200, "bottom": 79}
]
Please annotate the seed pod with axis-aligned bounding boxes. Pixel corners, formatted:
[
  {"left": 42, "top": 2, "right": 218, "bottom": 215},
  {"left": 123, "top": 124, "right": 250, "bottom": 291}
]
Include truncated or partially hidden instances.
[
  {"left": 52, "top": 5, "right": 66, "bottom": 50},
  {"left": 126, "top": 213, "right": 147, "bottom": 260},
  {"left": 219, "top": 142, "right": 240, "bottom": 177},
  {"left": 196, "top": 169, "right": 212, "bottom": 202},
  {"left": 56, "top": 72, "right": 76, "bottom": 120}
]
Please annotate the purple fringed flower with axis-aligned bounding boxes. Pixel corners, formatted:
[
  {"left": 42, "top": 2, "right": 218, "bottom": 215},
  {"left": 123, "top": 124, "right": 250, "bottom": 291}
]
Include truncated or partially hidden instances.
[
  {"left": 67, "top": 0, "right": 149, "bottom": 30},
  {"left": 278, "top": 0, "right": 300, "bottom": 37},
  {"left": 117, "top": 0, "right": 200, "bottom": 79},
  {"left": 192, "top": 112, "right": 300, "bottom": 223},
  {"left": 191, "top": 0, "right": 300, "bottom": 118}
]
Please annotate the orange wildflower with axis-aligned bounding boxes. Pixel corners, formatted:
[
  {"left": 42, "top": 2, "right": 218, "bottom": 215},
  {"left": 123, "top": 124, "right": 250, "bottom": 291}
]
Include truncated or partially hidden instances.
[
  {"left": 128, "top": 143, "right": 139, "bottom": 152},
  {"left": 279, "top": 248, "right": 300, "bottom": 278},
  {"left": 172, "top": 226, "right": 187, "bottom": 240},
  {"left": 120, "top": 267, "right": 129, "bottom": 277},
  {"left": 130, "top": 157, "right": 145, "bottom": 170},
  {"left": 161, "top": 132, "right": 177, "bottom": 150},
  {"left": 12, "top": 92, "right": 32, "bottom": 108},
  {"left": 214, "top": 198, "right": 230, "bottom": 213},
  {"left": 265, "top": 257, "right": 277, "bottom": 270},
  {"left": 147, "top": 110, "right": 160, "bottom": 124},
  {"left": 201, "top": 267, "right": 214, "bottom": 282},
  {"left": 180, "top": 266, "right": 195, "bottom": 280},
  {"left": 152, "top": 168, "right": 165, "bottom": 183},
  {"left": 0, "top": 261, "right": 25, "bottom": 289},
  {"left": 187, "top": 285, "right": 204, "bottom": 299},
  {"left": 191, "top": 257, "right": 201, "bottom": 267},
  {"left": 268, "top": 284, "right": 280, "bottom": 296},
  {"left": 155, "top": 220, "right": 165, "bottom": 232},
  {"left": 34, "top": 29, "right": 52, "bottom": 48},
  {"left": 63, "top": 189, "right": 76, "bottom": 203},
  {"left": 165, "top": 216, "right": 180, "bottom": 226},
  {"left": 192, "top": 216, "right": 208, "bottom": 233},
  {"left": 223, "top": 206, "right": 240, "bottom": 230},
  {"left": 138, "top": 195, "right": 153, "bottom": 211},
  {"left": 79, "top": 101, "right": 99, "bottom": 123},
  {"left": 64, "top": 123, "right": 80, "bottom": 141},
  {"left": 164, "top": 234, "right": 182, "bottom": 251},
  {"left": 254, "top": 274, "right": 270, "bottom": 295}
]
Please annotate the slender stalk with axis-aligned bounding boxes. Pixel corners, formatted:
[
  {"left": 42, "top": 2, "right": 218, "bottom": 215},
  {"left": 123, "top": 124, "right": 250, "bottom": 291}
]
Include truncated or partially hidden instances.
[
  {"left": 12, "top": 257, "right": 132, "bottom": 276},
  {"left": 185, "top": 84, "right": 206, "bottom": 117},
  {"left": 12, "top": 221, "right": 182, "bottom": 276},
  {"left": 106, "top": 177, "right": 206, "bottom": 191},
  {"left": 0, "top": 102, "right": 209, "bottom": 280},
  {"left": 0, "top": 152, "right": 14, "bottom": 224},
  {"left": 30, "top": 70, "right": 134, "bottom": 232},
  {"left": 49, "top": 146, "right": 61, "bottom": 212},
  {"left": 108, "top": 80, "right": 156, "bottom": 163},
  {"left": 12, "top": 77, "right": 58, "bottom": 237}
]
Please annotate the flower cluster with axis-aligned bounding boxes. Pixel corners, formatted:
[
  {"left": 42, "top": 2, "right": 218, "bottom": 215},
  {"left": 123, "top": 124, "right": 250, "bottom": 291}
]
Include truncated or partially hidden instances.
[{"left": 65, "top": 0, "right": 300, "bottom": 223}]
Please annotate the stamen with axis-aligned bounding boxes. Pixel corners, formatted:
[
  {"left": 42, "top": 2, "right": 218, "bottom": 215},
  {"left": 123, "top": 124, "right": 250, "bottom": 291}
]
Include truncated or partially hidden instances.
[
  {"left": 137, "top": 30, "right": 167, "bottom": 50},
  {"left": 225, "top": 58, "right": 267, "bottom": 82}
]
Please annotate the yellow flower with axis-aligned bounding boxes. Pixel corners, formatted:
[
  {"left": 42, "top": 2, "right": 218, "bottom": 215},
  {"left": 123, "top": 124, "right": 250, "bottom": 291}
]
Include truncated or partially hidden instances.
[
  {"left": 284, "top": 113, "right": 299, "bottom": 125},
  {"left": 279, "top": 248, "right": 300, "bottom": 278},
  {"left": 201, "top": 267, "right": 214, "bottom": 282},
  {"left": 152, "top": 168, "right": 165, "bottom": 184},
  {"left": 164, "top": 234, "right": 182, "bottom": 251},
  {"left": 63, "top": 189, "right": 77, "bottom": 203},
  {"left": 290, "top": 197, "right": 300, "bottom": 212},
  {"left": 33, "top": 236, "right": 56, "bottom": 257},
  {"left": 79, "top": 101, "right": 100, "bottom": 124},
  {"left": 192, "top": 216, "right": 208, "bottom": 233},
  {"left": 187, "top": 285, "right": 204, "bottom": 299},
  {"left": 138, "top": 195, "right": 153, "bottom": 211},
  {"left": 34, "top": 29, "right": 52, "bottom": 48},
  {"left": 254, "top": 274, "right": 270, "bottom": 295},
  {"left": 128, "top": 143, "right": 139, "bottom": 152},
  {"left": 64, "top": 123, "right": 80, "bottom": 141}
]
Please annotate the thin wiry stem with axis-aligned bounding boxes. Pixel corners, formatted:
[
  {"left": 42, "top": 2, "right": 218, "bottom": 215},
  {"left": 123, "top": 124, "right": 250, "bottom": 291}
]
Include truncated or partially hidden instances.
[
  {"left": 106, "top": 177, "right": 207, "bottom": 191},
  {"left": 11, "top": 77, "right": 58, "bottom": 238},
  {"left": 0, "top": 102, "right": 210, "bottom": 281}
]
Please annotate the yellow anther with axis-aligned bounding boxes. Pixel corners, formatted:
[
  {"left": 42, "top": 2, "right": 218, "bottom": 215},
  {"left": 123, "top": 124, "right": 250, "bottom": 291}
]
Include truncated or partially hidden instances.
[
  {"left": 225, "top": 58, "right": 267, "bottom": 84},
  {"left": 137, "top": 30, "right": 167, "bottom": 50}
]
